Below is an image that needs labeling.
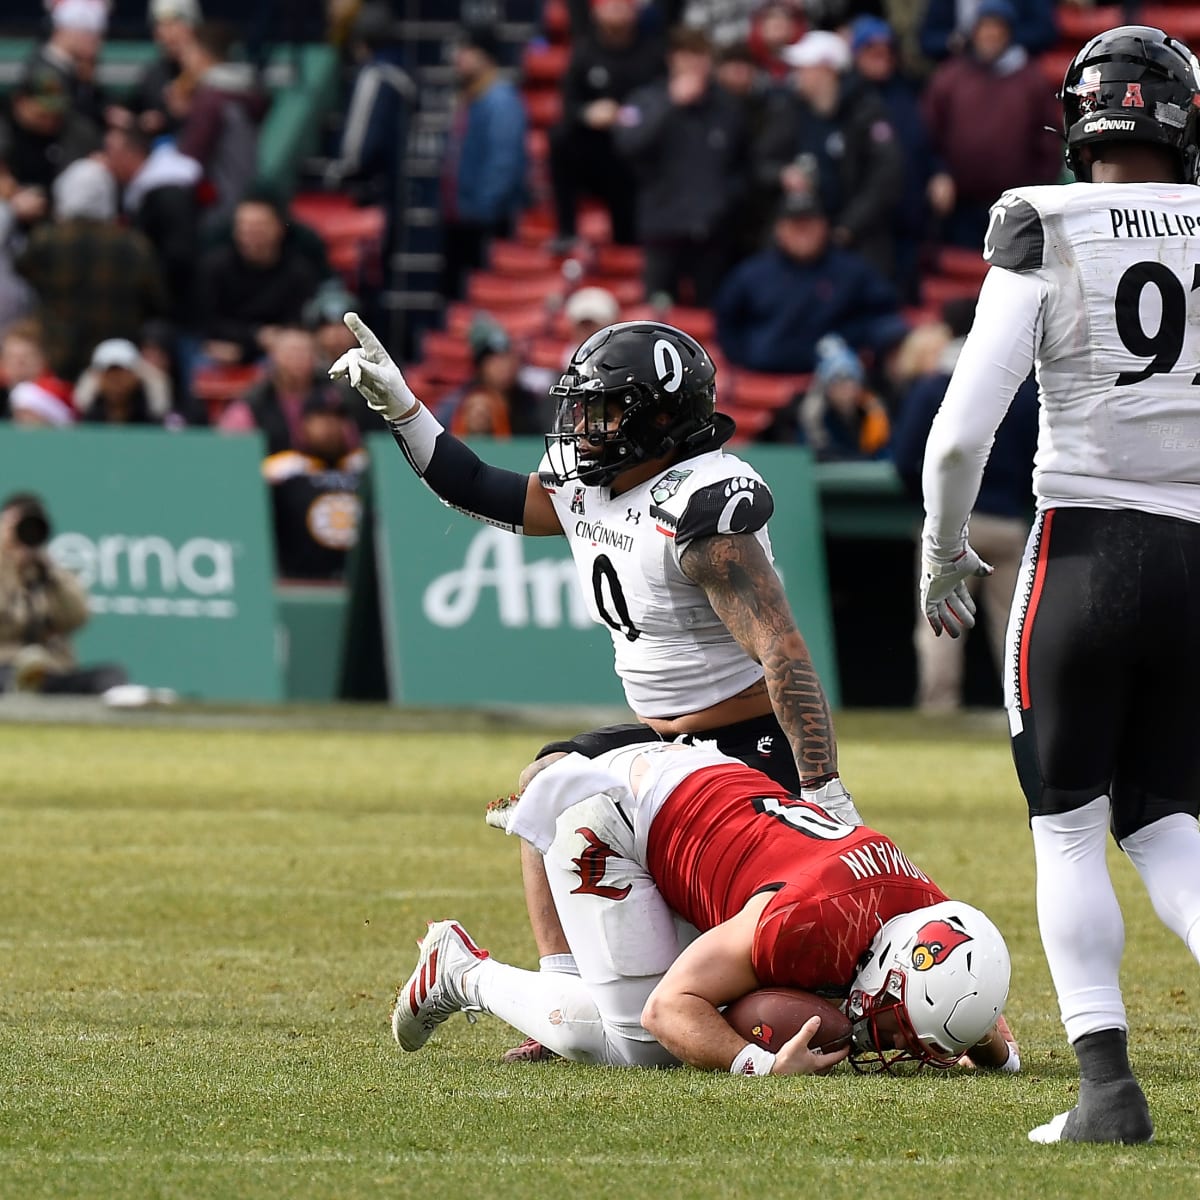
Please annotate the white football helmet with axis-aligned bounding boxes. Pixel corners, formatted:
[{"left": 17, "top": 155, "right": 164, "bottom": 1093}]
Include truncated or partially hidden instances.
[{"left": 846, "top": 900, "right": 1011, "bottom": 1071}]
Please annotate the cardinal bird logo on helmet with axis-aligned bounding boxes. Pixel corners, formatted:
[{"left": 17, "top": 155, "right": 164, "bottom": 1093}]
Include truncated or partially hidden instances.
[{"left": 910, "top": 919, "right": 972, "bottom": 971}]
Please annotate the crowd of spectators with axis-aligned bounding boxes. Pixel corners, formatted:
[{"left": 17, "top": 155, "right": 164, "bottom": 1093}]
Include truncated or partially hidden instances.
[{"left": 0, "top": 0, "right": 1149, "bottom": 613}]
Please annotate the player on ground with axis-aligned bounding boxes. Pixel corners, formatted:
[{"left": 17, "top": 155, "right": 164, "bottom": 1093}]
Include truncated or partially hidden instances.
[
  {"left": 920, "top": 24, "right": 1200, "bottom": 1144},
  {"left": 390, "top": 742, "right": 1016, "bottom": 1075},
  {"left": 332, "top": 316, "right": 856, "bottom": 1060}
]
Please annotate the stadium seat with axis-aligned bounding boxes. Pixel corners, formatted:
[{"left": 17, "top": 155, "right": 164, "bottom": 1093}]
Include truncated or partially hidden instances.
[
  {"left": 446, "top": 301, "right": 552, "bottom": 340},
  {"left": 723, "top": 406, "right": 775, "bottom": 443},
  {"left": 1140, "top": 7, "right": 1200, "bottom": 42},
  {"left": 517, "top": 208, "right": 556, "bottom": 246},
  {"left": 1056, "top": 6, "right": 1122, "bottom": 43},
  {"left": 598, "top": 276, "right": 645, "bottom": 305},
  {"left": 528, "top": 336, "right": 569, "bottom": 369},
  {"left": 936, "top": 245, "right": 989, "bottom": 282},
  {"left": 921, "top": 274, "right": 983, "bottom": 307},
  {"left": 192, "top": 363, "right": 265, "bottom": 424},
  {"left": 523, "top": 43, "right": 570, "bottom": 85},
  {"left": 490, "top": 240, "right": 557, "bottom": 277},
  {"left": 729, "top": 370, "right": 808, "bottom": 410},
  {"left": 422, "top": 330, "right": 474, "bottom": 369},
  {"left": 1039, "top": 47, "right": 1075, "bottom": 89},
  {"left": 544, "top": 0, "right": 570, "bottom": 41},
  {"left": 592, "top": 243, "right": 645, "bottom": 278},
  {"left": 466, "top": 270, "right": 562, "bottom": 309},
  {"left": 524, "top": 89, "right": 563, "bottom": 130},
  {"left": 664, "top": 306, "right": 716, "bottom": 342}
]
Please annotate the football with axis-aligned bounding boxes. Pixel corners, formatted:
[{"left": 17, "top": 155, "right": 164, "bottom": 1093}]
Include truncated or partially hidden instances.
[{"left": 723, "top": 988, "right": 853, "bottom": 1054}]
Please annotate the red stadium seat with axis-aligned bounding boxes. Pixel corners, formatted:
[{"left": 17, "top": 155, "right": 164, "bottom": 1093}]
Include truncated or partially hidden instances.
[
  {"left": 1056, "top": 6, "right": 1122, "bottom": 43},
  {"left": 723, "top": 406, "right": 775, "bottom": 443},
  {"left": 936, "top": 244, "right": 989, "bottom": 282},
  {"left": 523, "top": 43, "right": 570, "bottom": 85},
  {"left": 517, "top": 208, "right": 556, "bottom": 245},
  {"left": 466, "top": 270, "right": 562, "bottom": 309},
  {"left": 729, "top": 370, "right": 809, "bottom": 410},
  {"left": 592, "top": 243, "right": 645, "bottom": 278},
  {"left": 192, "top": 363, "right": 265, "bottom": 423},
  {"left": 528, "top": 336, "right": 570, "bottom": 369},
  {"left": 664, "top": 306, "right": 715, "bottom": 342},
  {"left": 524, "top": 88, "right": 563, "bottom": 130},
  {"left": 1140, "top": 7, "right": 1200, "bottom": 43},
  {"left": 421, "top": 330, "right": 473, "bottom": 369},
  {"left": 598, "top": 276, "right": 645, "bottom": 305},
  {"left": 921, "top": 274, "right": 983, "bottom": 307},
  {"left": 526, "top": 127, "right": 549, "bottom": 163},
  {"left": 490, "top": 240, "right": 556, "bottom": 277},
  {"left": 1039, "top": 47, "right": 1076, "bottom": 90},
  {"left": 544, "top": 0, "right": 570, "bottom": 42}
]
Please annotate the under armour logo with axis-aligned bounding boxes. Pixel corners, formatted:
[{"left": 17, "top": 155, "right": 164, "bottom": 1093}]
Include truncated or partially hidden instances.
[{"left": 626, "top": 508, "right": 641, "bottom": 523}]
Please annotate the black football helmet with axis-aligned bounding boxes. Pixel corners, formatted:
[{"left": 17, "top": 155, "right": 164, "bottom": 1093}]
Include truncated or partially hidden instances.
[
  {"left": 1061, "top": 25, "right": 1200, "bottom": 183},
  {"left": 545, "top": 321, "right": 723, "bottom": 487}
]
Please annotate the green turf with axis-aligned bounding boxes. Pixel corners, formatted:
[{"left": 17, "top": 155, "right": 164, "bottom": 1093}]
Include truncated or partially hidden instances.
[{"left": 0, "top": 712, "right": 1196, "bottom": 1199}]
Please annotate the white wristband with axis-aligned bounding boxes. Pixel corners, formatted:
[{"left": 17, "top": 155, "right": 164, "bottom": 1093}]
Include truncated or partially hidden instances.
[
  {"left": 730, "top": 1044, "right": 776, "bottom": 1076},
  {"left": 387, "top": 402, "right": 443, "bottom": 474}
]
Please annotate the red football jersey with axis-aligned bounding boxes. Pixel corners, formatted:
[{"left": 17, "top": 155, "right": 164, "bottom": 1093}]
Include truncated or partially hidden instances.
[{"left": 644, "top": 762, "right": 946, "bottom": 991}]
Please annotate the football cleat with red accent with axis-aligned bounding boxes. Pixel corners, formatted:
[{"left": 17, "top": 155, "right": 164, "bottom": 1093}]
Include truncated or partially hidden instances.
[
  {"left": 485, "top": 793, "right": 520, "bottom": 832},
  {"left": 500, "top": 1036, "right": 560, "bottom": 1064},
  {"left": 391, "top": 920, "right": 490, "bottom": 1051}
]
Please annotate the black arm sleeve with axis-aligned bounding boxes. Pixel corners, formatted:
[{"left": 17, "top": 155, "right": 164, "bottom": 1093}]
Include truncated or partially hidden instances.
[{"left": 389, "top": 422, "right": 529, "bottom": 533}]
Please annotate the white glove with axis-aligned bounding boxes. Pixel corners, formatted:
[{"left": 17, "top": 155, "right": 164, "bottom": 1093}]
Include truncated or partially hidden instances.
[
  {"left": 920, "top": 543, "right": 993, "bottom": 638},
  {"left": 801, "top": 776, "right": 863, "bottom": 827},
  {"left": 328, "top": 312, "right": 418, "bottom": 422}
]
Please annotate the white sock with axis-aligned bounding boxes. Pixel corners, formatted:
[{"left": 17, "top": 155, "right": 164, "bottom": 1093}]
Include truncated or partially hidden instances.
[
  {"left": 539, "top": 953, "right": 580, "bottom": 975},
  {"left": 461, "top": 958, "right": 607, "bottom": 1062},
  {"left": 1121, "top": 813, "right": 1200, "bottom": 962},
  {"left": 1031, "top": 797, "right": 1128, "bottom": 1043}
]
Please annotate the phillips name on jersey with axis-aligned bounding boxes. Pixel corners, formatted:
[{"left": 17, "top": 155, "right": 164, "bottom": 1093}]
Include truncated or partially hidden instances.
[
  {"left": 981, "top": 180, "right": 1200, "bottom": 521},
  {"left": 538, "top": 445, "right": 776, "bottom": 718}
]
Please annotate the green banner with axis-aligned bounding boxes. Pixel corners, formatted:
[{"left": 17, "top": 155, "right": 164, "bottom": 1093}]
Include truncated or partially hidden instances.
[
  {"left": 369, "top": 436, "right": 839, "bottom": 708},
  {"left": 0, "top": 426, "right": 281, "bottom": 701}
]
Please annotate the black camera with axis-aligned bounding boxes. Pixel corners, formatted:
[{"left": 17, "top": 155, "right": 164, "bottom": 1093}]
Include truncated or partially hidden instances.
[{"left": 11, "top": 499, "right": 51, "bottom": 549}]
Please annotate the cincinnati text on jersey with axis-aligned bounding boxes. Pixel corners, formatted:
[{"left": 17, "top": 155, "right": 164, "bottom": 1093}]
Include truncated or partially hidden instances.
[
  {"left": 574, "top": 519, "right": 636, "bottom": 553},
  {"left": 1109, "top": 208, "right": 1200, "bottom": 238}
]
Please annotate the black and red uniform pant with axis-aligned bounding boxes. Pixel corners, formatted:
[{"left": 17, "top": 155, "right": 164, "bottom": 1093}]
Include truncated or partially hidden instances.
[{"left": 1008, "top": 505, "right": 1200, "bottom": 840}]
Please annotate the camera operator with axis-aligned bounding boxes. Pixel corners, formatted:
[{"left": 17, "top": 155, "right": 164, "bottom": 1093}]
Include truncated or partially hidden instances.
[{"left": 0, "top": 493, "right": 128, "bottom": 694}]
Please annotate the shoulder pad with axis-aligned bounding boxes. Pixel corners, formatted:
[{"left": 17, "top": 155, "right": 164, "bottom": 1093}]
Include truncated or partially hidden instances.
[
  {"left": 674, "top": 475, "right": 774, "bottom": 547},
  {"left": 982, "top": 192, "right": 1045, "bottom": 272}
]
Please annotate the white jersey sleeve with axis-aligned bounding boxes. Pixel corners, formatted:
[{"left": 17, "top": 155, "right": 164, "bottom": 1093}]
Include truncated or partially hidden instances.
[{"left": 538, "top": 449, "right": 774, "bottom": 718}]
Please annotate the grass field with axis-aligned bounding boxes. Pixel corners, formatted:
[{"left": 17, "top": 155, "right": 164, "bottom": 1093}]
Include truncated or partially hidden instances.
[{"left": 1, "top": 707, "right": 1197, "bottom": 1200}]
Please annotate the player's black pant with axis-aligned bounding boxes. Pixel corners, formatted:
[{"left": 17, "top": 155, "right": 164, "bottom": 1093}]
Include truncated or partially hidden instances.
[
  {"left": 537, "top": 712, "right": 800, "bottom": 793},
  {"left": 1008, "top": 506, "right": 1200, "bottom": 840}
]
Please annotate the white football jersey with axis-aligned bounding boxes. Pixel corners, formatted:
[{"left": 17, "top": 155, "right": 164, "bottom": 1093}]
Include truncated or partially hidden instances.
[
  {"left": 984, "top": 181, "right": 1200, "bottom": 519},
  {"left": 538, "top": 447, "right": 775, "bottom": 718}
]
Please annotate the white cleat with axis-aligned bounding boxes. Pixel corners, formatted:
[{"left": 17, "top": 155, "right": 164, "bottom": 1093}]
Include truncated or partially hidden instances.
[
  {"left": 1028, "top": 1112, "right": 1071, "bottom": 1144},
  {"left": 391, "top": 920, "right": 489, "bottom": 1052}
]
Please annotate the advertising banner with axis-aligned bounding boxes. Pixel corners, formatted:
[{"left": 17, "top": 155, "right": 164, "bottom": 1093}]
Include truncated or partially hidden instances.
[
  {"left": 369, "top": 436, "right": 838, "bottom": 707},
  {"left": 0, "top": 426, "right": 281, "bottom": 700}
]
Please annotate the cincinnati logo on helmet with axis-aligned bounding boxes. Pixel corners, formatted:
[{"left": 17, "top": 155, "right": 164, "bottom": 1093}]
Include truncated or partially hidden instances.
[{"left": 910, "top": 919, "right": 972, "bottom": 971}]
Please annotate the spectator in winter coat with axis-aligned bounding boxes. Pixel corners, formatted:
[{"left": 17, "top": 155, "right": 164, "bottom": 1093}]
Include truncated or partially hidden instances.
[
  {"left": 103, "top": 125, "right": 202, "bottom": 326},
  {"left": 175, "top": 21, "right": 269, "bottom": 230},
  {"left": 715, "top": 190, "right": 907, "bottom": 374},
  {"left": 110, "top": 0, "right": 202, "bottom": 140},
  {"left": 439, "top": 23, "right": 528, "bottom": 300},
  {"left": 919, "top": 0, "right": 1056, "bottom": 61},
  {"left": 73, "top": 337, "right": 174, "bottom": 426},
  {"left": 613, "top": 28, "right": 745, "bottom": 305},
  {"left": 548, "top": 0, "right": 682, "bottom": 250},
  {"left": 747, "top": 2, "right": 804, "bottom": 80},
  {"left": 755, "top": 30, "right": 904, "bottom": 281},
  {"left": 923, "top": 0, "right": 1060, "bottom": 248},
  {"left": 16, "top": 159, "right": 166, "bottom": 380}
]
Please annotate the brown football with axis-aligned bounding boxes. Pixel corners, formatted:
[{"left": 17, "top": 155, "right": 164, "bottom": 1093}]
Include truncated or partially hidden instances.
[{"left": 723, "top": 988, "right": 853, "bottom": 1054}]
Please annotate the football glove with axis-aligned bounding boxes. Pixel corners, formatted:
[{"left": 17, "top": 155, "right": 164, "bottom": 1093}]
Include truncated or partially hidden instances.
[
  {"left": 920, "top": 544, "right": 993, "bottom": 638},
  {"left": 328, "top": 312, "right": 418, "bottom": 421},
  {"left": 801, "top": 776, "right": 863, "bottom": 827}
]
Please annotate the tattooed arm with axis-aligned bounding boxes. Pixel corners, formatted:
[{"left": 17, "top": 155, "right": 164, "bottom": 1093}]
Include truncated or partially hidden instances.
[{"left": 680, "top": 532, "right": 838, "bottom": 785}]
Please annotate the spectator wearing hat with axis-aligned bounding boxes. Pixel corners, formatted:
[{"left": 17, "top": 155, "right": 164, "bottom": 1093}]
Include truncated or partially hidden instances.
[
  {"left": 16, "top": 158, "right": 167, "bottom": 381},
  {"left": 755, "top": 28, "right": 904, "bottom": 281},
  {"left": 219, "top": 326, "right": 352, "bottom": 454},
  {"left": 547, "top": 0, "right": 678, "bottom": 253},
  {"left": 0, "top": 320, "right": 64, "bottom": 421},
  {"left": 196, "top": 192, "right": 322, "bottom": 367},
  {"left": 436, "top": 316, "right": 551, "bottom": 437},
  {"left": 563, "top": 285, "right": 619, "bottom": 350},
  {"left": 766, "top": 332, "right": 890, "bottom": 459},
  {"left": 109, "top": 0, "right": 203, "bottom": 140},
  {"left": 919, "top": 0, "right": 1056, "bottom": 62},
  {"left": 680, "top": 0, "right": 760, "bottom": 50},
  {"left": 891, "top": 300, "right": 1037, "bottom": 712},
  {"left": 175, "top": 21, "right": 269, "bottom": 232},
  {"left": 439, "top": 23, "right": 528, "bottom": 300},
  {"left": 715, "top": 190, "right": 907, "bottom": 374},
  {"left": 262, "top": 391, "right": 367, "bottom": 580},
  {"left": 747, "top": 3, "right": 804, "bottom": 80},
  {"left": 8, "top": 378, "right": 75, "bottom": 427},
  {"left": 849, "top": 15, "right": 936, "bottom": 300},
  {"left": 103, "top": 124, "right": 203, "bottom": 326},
  {"left": 614, "top": 27, "right": 746, "bottom": 305},
  {"left": 923, "top": 0, "right": 1060, "bottom": 249},
  {"left": 73, "top": 338, "right": 174, "bottom": 426}
]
